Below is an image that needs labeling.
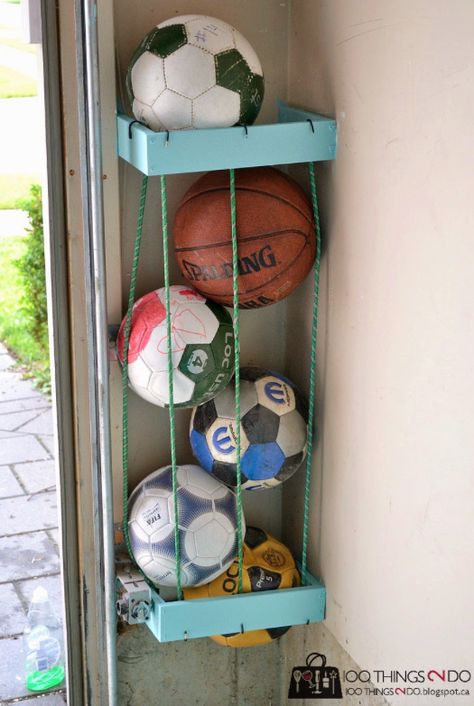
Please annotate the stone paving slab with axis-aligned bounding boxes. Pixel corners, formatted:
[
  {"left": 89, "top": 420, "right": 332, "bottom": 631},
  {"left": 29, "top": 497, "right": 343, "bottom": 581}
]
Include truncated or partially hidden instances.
[
  {"left": 0, "top": 466, "right": 24, "bottom": 498},
  {"left": 0, "top": 532, "right": 59, "bottom": 582},
  {"left": 13, "top": 460, "right": 56, "bottom": 495},
  {"left": 0, "top": 436, "right": 49, "bottom": 466},
  {"left": 0, "top": 370, "right": 17, "bottom": 381},
  {"left": 0, "top": 409, "right": 44, "bottom": 432},
  {"left": 0, "top": 634, "right": 29, "bottom": 701},
  {"left": 48, "top": 529, "right": 60, "bottom": 550},
  {"left": 0, "top": 378, "right": 44, "bottom": 402},
  {"left": 0, "top": 492, "right": 57, "bottom": 536},
  {"left": 10, "top": 693, "right": 67, "bottom": 705},
  {"left": 0, "top": 380, "right": 43, "bottom": 402},
  {"left": 0, "top": 397, "right": 50, "bottom": 415},
  {"left": 0, "top": 352, "right": 15, "bottom": 372},
  {"left": 37, "top": 436, "right": 55, "bottom": 456},
  {"left": 17, "top": 410, "right": 54, "bottom": 436},
  {"left": 0, "top": 368, "right": 34, "bottom": 380},
  {"left": 0, "top": 341, "right": 64, "bottom": 703},
  {"left": 0, "top": 583, "right": 26, "bottom": 638},
  {"left": 0, "top": 429, "right": 32, "bottom": 440}
]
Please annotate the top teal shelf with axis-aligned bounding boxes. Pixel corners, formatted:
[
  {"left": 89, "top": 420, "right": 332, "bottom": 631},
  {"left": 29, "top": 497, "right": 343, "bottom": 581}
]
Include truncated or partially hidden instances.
[{"left": 117, "top": 101, "right": 337, "bottom": 176}]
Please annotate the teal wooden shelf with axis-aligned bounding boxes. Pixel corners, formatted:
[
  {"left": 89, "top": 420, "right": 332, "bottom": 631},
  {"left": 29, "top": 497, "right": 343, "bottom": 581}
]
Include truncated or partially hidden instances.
[
  {"left": 117, "top": 100, "right": 336, "bottom": 176},
  {"left": 146, "top": 569, "right": 326, "bottom": 643}
]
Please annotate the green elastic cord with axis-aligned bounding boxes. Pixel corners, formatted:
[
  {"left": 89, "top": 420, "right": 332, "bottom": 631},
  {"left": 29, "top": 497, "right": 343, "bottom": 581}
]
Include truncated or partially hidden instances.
[
  {"left": 160, "top": 175, "right": 182, "bottom": 601},
  {"left": 122, "top": 175, "right": 148, "bottom": 564},
  {"left": 300, "top": 162, "right": 322, "bottom": 584},
  {"left": 229, "top": 169, "right": 243, "bottom": 593}
]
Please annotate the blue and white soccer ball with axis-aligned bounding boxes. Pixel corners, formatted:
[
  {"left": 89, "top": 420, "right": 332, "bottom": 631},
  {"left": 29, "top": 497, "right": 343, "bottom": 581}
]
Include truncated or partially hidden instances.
[
  {"left": 190, "top": 368, "right": 308, "bottom": 491},
  {"left": 128, "top": 464, "right": 244, "bottom": 587}
]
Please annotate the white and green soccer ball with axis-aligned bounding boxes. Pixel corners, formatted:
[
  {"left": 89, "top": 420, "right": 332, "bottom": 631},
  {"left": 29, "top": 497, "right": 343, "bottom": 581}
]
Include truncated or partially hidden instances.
[{"left": 127, "top": 15, "right": 265, "bottom": 131}]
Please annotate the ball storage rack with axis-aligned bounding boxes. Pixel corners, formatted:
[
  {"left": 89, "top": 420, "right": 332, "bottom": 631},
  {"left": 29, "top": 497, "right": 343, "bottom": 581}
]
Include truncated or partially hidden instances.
[{"left": 115, "top": 101, "right": 337, "bottom": 643}]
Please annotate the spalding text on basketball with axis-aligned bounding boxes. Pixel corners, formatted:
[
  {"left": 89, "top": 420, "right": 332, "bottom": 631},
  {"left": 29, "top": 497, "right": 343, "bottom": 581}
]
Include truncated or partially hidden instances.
[{"left": 181, "top": 245, "right": 277, "bottom": 282}]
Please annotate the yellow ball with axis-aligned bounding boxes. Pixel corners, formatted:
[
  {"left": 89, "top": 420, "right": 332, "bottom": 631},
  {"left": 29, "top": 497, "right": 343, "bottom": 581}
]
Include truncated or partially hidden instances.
[{"left": 183, "top": 527, "right": 300, "bottom": 647}]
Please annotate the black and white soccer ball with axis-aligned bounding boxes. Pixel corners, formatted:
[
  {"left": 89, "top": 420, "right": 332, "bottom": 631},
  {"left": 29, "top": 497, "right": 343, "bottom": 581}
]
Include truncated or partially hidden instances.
[
  {"left": 128, "top": 464, "right": 245, "bottom": 587},
  {"left": 127, "top": 15, "right": 264, "bottom": 131},
  {"left": 190, "top": 368, "right": 308, "bottom": 491}
]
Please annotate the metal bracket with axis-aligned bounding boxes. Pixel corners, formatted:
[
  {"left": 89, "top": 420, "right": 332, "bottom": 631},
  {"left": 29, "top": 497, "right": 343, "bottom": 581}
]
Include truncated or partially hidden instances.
[
  {"left": 108, "top": 324, "right": 120, "bottom": 362},
  {"left": 116, "top": 568, "right": 152, "bottom": 624}
]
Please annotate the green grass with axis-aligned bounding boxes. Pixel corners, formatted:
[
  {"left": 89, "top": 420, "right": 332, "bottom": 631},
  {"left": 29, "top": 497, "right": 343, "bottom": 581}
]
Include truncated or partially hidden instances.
[
  {"left": 0, "top": 173, "right": 39, "bottom": 209},
  {"left": 0, "top": 64, "right": 37, "bottom": 98},
  {"left": 0, "top": 236, "right": 50, "bottom": 390}
]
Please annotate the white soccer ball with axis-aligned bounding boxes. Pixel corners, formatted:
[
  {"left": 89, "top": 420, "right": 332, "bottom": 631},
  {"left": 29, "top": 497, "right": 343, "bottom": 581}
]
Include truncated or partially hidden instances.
[
  {"left": 127, "top": 15, "right": 265, "bottom": 131},
  {"left": 128, "top": 464, "right": 245, "bottom": 587},
  {"left": 116, "top": 285, "right": 234, "bottom": 408}
]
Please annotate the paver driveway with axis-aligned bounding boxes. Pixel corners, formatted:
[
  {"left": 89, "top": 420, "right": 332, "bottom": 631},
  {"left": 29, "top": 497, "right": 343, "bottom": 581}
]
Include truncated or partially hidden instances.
[{"left": 0, "top": 343, "right": 66, "bottom": 704}]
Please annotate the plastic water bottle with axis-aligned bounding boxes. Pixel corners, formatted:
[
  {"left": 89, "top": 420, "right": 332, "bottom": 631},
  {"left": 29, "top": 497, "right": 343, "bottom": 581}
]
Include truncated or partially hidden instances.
[{"left": 24, "top": 586, "right": 65, "bottom": 692}]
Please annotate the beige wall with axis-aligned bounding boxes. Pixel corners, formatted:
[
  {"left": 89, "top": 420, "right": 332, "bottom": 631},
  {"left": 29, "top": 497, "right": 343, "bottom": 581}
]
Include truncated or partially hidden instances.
[{"left": 287, "top": 0, "right": 474, "bottom": 696}]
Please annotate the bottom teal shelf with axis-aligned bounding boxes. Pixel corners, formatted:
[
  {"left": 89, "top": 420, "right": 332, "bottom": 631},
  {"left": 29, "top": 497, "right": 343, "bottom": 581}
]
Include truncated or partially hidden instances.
[{"left": 145, "top": 571, "right": 326, "bottom": 643}]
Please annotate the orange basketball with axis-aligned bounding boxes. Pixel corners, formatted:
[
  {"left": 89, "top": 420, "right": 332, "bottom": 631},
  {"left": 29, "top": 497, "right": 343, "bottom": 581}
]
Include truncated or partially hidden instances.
[{"left": 173, "top": 167, "right": 316, "bottom": 309}]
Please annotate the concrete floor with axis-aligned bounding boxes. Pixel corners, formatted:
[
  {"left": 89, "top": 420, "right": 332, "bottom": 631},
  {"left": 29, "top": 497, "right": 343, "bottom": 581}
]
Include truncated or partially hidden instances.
[{"left": 0, "top": 343, "right": 66, "bottom": 704}]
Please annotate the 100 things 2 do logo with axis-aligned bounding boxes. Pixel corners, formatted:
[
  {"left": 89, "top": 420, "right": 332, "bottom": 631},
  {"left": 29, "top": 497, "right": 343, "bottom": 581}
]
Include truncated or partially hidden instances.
[
  {"left": 288, "top": 652, "right": 472, "bottom": 700},
  {"left": 289, "top": 653, "right": 342, "bottom": 699}
]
